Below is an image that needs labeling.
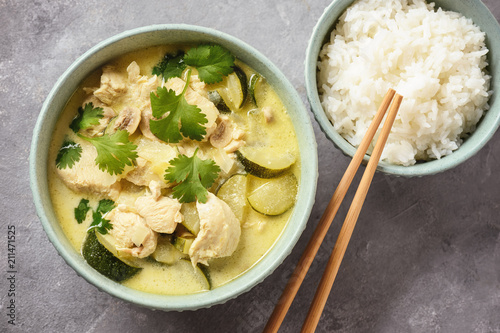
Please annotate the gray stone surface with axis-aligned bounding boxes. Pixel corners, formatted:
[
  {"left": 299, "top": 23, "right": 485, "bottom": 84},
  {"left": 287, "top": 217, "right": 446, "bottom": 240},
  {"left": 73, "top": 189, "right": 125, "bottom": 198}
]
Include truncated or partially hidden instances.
[{"left": 1, "top": 0, "right": 500, "bottom": 332}]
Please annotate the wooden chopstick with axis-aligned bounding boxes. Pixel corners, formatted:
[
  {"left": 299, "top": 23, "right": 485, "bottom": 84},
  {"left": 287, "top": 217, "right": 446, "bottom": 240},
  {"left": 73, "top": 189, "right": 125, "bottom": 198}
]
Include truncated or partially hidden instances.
[
  {"left": 263, "top": 88, "right": 397, "bottom": 333},
  {"left": 301, "top": 94, "right": 403, "bottom": 333}
]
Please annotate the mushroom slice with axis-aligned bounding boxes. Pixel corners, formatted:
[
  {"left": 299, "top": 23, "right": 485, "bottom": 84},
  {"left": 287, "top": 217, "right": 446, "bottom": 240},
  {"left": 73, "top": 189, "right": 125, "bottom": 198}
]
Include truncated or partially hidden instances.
[
  {"left": 111, "top": 106, "right": 141, "bottom": 135},
  {"left": 210, "top": 118, "right": 233, "bottom": 148}
]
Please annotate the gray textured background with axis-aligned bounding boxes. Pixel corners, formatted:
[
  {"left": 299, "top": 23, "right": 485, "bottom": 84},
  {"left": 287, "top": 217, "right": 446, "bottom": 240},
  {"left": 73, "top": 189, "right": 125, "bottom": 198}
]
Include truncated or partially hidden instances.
[{"left": 1, "top": 0, "right": 500, "bottom": 332}]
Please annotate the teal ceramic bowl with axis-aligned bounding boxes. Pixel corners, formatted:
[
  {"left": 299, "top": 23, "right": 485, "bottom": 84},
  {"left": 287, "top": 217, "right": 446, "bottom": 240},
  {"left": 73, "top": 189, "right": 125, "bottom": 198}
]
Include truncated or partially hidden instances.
[
  {"left": 30, "top": 25, "right": 318, "bottom": 310},
  {"left": 306, "top": 0, "right": 500, "bottom": 176}
]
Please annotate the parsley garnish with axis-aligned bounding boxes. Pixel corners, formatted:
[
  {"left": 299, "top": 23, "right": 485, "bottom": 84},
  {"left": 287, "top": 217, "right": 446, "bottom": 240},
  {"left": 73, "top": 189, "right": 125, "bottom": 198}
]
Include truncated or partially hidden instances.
[
  {"left": 78, "top": 130, "right": 138, "bottom": 175},
  {"left": 152, "top": 51, "right": 186, "bottom": 80},
  {"left": 56, "top": 140, "right": 82, "bottom": 169},
  {"left": 184, "top": 45, "right": 235, "bottom": 84},
  {"left": 74, "top": 198, "right": 91, "bottom": 224},
  {"left": 164, "top": 149, "right": 220, "bottom": 203},
  {"left": 70, "top": 103, "right": 104, "bottom": 133},
  {"left": 149, "top": 70, "right": 208, "bottom": 143}
]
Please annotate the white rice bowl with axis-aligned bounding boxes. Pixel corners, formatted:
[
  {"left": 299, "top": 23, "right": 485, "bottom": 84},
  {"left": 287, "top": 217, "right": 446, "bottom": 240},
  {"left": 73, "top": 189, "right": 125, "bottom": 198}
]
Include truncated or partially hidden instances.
[{"left": 318, "top": 0, "right": 491, "bottom": 166}]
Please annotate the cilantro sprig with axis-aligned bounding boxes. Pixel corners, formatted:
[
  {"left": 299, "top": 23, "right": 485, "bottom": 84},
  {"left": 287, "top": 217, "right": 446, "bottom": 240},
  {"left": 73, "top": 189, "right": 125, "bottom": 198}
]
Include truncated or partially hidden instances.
[
  {"left": 153, "top": 44, "right": 235, "bottom": 84},
  {"left": 70, "top": 103, "right": 104, "bottom": 133},
  {"left": 164, "top": 149, "right": 220, "bottom": 203},
  {"left": 152, "top": 51, "right": 186, "bottom": 80},
  {"left": 78, "top": 130, "right": 138, "bottom": 175},
  {"left": 74, "top": 198, "right": 115, "bottom": 235},
  {"left": 56, "top": 140, "right": 82, "bottom": 170},
  {"left": 75, "top": 198, "right": 91, "bottom": 224},
  {"left": 149, "top": 70, "right": 208, "bottom": 143}
]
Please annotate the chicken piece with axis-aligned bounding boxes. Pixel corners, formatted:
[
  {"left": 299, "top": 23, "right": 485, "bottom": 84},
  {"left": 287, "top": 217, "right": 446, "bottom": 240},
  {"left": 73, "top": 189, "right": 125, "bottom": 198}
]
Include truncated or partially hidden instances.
[
  {"left": 80, "top": 96, "right": 116, "bottom": 137},
  {"left": 135, "top": 181, "right": 183, "bottom": 234},
  {"left": 125, "top": 62, "right": 161, "bottom": 141},
  {"left": 125, "top": 157, "right": 166, "bottom": 188},
  {"left": 56, "top": 140, "right": 121, "bottom": 200},
  {"left": 262, "top": 106, "right": 274, "bottom": 123},
  {"left": 189, "top": 74, "right": 207, "bottom": 97},
  {"left": 107, "top": 204, "right": 158, "bottom": 258},
  {"left": 164, "top": 77, "right": 219, "bottom": 140},
  {"left": 94, "top": 65, "right": 127, "bottom": 105},
  {"left": 189, "top": 193, "right": 241, "bottom": 266}
]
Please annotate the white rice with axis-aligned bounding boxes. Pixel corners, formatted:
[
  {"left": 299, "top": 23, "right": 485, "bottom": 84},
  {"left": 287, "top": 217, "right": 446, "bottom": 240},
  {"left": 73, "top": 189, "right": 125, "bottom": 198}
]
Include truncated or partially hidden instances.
[{"left": 318, "top": 0, "right": 491, "bottom": 166}]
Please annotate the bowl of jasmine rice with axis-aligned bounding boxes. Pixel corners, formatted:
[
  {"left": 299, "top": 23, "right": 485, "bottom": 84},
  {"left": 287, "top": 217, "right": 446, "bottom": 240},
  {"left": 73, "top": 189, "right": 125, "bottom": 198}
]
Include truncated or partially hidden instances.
[{"left": 306, "top": 0, "right": 500, "bottom": 176}]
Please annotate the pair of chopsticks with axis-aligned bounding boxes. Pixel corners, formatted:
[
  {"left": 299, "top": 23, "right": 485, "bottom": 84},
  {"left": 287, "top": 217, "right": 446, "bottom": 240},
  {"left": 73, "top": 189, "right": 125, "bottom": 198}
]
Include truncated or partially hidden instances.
[{"left": 264, "top": 89, "right": 403, "bottom": 333}]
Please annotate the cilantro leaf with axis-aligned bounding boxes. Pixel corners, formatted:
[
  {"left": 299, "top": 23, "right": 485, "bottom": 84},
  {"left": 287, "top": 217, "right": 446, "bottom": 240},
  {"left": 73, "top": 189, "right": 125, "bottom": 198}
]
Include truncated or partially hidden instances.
[
  {"left": 70, "top": 103, "right": 104, "bottom": 133},
  {"left": 184, "top": 45, "right": 235, "bottom": 84},
  {"left": 96, "top": 199, "right": 115, "bottom": 214},
  {"left": 164, "top": 149, "right": 220, "bottom": 203},
  {"left": 56, "top": 140, "right": 82, "bottom": 169},
  {"left": 79, "top": 130, "right": 138, "bottom": 175},
  {"left": 74, "top": 198, "right": 90, "bottom": 224},
  {"left": 149, "top": 72, "right": 208, "bottom": 143},
  {"left": 152, "top": 51, "right": 186, "bottom": 80},
  {"left": 87, "top": 210, "right": 113, "bottom": 235}
]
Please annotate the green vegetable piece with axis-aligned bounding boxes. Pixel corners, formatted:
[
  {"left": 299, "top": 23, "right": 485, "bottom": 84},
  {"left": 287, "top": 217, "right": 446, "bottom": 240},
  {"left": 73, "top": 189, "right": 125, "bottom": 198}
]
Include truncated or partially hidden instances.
[
  {"left": 149, "top": 71, "right": 208, "bottom": 143},
  {"left": 164, "top": 149, "right": 220, "bottom": 203},
  {"left": 248, "top": 74, "right": 261, "bottom": 106},
  {"left": 87, "top": 210, "right": 113, "bottom": 235},
  {"left": 79, "top": 129, "right": 138, "bottom": 175},
  {"left": 55, "top": 140, "right": 82, "bottom": 170},
  {"left": 70, "top": 103, "right": 104, "bottom": 133},
  {"left": 247, "top": 173, "right": 298, "bottom": 216},
  {"left": 96, "top": 199, "right": 115, "bottom": 214},
  {"left": 152, "top": 51, "right": 186, "bottom": 80},
  {"left": 216, "top": 174, "right": 248, "bottom": 222},
  {"left": 236, "top": 147, "right": 296, "bottom": 178},
  {"left": 184, "top": 45, "right": 235, "bottom": 84},
  {"left": 74, "top": 198, "right": 90, "bottom": 224},
  {"left": 82, "top": 231, "right": 141, "bottom": 282}
]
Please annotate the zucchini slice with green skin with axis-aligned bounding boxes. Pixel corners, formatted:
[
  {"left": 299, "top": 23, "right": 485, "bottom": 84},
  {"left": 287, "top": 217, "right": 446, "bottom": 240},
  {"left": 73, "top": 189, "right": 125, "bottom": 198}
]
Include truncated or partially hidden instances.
[
  {"left": 152, "top": 235, "right": 186, "bottom": 265},
  {"left": 180, "top": 202, "right": 200, "bottom": 235},
  {"left": 216, "top": 174, "right": 248, "bottom": 222},
  {"left": 179, "top": 259, "right": 211, "bottom": 290},
  {"left": 211, "top": 66, "right": 247, "bottom": 112},
  {"left": 236, "top": 147, "right": 296, "bottom": 178},
  {"left": 171, "top": 226, "right": 195, "bottom": 255},
  {"left": 208, "top": 90, "right": 232, "bottom": 114},
  {"left": 82, "top": 231, "right": 141, "bottom": 282},
  {"left": 247, "top": 173, "right": 298, "bottom": 216},
  {"left": 248, "top": 74, "right": 261, "bottom": 106}
]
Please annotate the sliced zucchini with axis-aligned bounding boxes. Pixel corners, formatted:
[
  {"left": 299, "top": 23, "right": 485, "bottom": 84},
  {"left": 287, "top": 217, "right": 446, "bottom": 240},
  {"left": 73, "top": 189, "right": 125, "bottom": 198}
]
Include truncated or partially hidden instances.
[
  {"left": 247, "top": 173, "right": 298, "bottom": 216},
  {"left": 152, "top": 235, "right": 185, "bottom": 265},
  {"left": 179, "top": 259, "right": 211, "bottom": 290},
  {"left": 180, "top": 202, "right": 200, "bottom": 235},
  {"left": 212, "top": 66, "right": 247, "bottom": 112},
  {"left": 248, "top": 74, "right": 261, "bottom": 106},
  {"left": 208, "top": 90, "right": 231, "bottom": 114},
  {"left": 171, "top": 226, "right": 195, "bottom": 254},
  {"left": 236, "top": 147, "right": 296, "bottom": 178},
  {"left": 216, "top": 174, "right": 248, "bottom": 222},
  {"left": 82, "top": 231, "right": 141, "bottom": 282}
]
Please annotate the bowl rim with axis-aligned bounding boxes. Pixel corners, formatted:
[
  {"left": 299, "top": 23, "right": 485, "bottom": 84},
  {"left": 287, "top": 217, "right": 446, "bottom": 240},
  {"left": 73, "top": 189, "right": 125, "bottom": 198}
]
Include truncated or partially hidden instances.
[
  {"left": 30, "top": 24, "right": 318, "bottom": 310},
  {"left": 305, "top": 0, "right": 500, "bottom": 177}
]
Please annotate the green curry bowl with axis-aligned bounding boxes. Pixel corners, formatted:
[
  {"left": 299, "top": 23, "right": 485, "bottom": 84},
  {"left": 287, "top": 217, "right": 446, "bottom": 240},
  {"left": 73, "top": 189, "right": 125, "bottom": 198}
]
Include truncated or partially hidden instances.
[
  {"left": 306, "top": 0, "right": 500, "bottom": 177},
  {"left": 30, "top": 25, "right": 318, "bottom": 310}
]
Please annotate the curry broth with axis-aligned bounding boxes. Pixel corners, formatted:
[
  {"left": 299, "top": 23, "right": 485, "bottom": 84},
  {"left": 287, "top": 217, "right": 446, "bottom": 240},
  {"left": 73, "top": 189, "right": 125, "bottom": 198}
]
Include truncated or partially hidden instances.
[{"left": 48, "top": 45, "right": 300, "bottom": 295}]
